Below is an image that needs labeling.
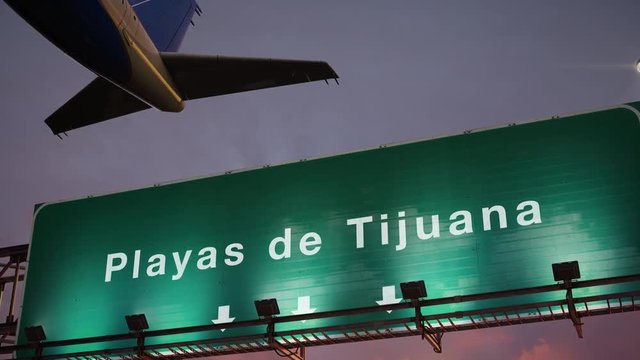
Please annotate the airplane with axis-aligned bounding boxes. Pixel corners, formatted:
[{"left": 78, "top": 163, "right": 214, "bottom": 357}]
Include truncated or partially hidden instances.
[{"left": 4, "top": 0, "right": 339, "bottom": 136}]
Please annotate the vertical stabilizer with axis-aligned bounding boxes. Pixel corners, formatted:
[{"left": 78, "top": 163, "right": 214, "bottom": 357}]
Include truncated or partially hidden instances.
[{"left": 129, "top": 0, "right": 200, "bottom": 52}]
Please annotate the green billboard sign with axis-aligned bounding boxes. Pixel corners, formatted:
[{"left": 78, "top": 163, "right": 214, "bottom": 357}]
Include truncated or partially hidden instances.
[{"left": 19, "top": 103, "right": 640, "bottom": 355}]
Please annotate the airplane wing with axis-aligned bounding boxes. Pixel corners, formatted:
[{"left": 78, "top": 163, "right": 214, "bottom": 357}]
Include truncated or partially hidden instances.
[
  {"left": 45, "top": 77, "right": 150, "bottom": 135},
  {"left": 160, "top": 53, "right": 339, "bottom": 101}
]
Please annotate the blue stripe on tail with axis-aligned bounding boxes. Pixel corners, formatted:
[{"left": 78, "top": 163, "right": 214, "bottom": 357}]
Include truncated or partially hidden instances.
[{"left": 129, "top": 0, "right": 199, "bottom": 52}]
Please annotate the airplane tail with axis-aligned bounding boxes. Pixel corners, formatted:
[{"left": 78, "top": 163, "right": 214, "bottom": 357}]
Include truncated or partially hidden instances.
[{"left": 129, "top": 0, "right": 201, "bottom": 52}]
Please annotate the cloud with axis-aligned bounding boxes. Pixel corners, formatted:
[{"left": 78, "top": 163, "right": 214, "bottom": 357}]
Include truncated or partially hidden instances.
[
  {"left": 518, "top": 339, "right": 571, "bottom": 360},
  {"left": 456, "top": 328, "right": 514, "bottom": 349}
]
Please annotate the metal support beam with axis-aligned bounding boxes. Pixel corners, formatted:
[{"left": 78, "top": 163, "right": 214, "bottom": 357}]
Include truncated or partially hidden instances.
[
  {"left": 0, "top": 245, "right": 29, "bottom": 259},
  {"left": 413, "top": 300, "right": 443, "bottom": 353}
]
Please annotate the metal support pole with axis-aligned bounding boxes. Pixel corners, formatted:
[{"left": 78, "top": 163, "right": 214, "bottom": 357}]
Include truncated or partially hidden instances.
[
  {"left": 272, "top": 342, "right": 305, "bottom": 360},
  {"left": 266, "top": 319, "right": 275, "bottom": 346},
  {"left": 6, "top": 255, "right": 23, "bottom": 324},
  {"left": 266, "top": 318, "right": 305, "bottom": 360},
  {"left": 563, "top": 280, "right": 583, "bottom": 338},
  {"left": 0, "top": 283, "right": 5, "bottom": 310},
  {"left": 136, "top": 333, "right": 145, "bottom": 358},
  {"left": 27, "top": 338, "right": 44, "bottom": 360},
  {"left": 34, "top": 343, "right": 43, "bottom": 359},
  {"left": 413, "top": 300, "right": 442, "bottom": 353}
]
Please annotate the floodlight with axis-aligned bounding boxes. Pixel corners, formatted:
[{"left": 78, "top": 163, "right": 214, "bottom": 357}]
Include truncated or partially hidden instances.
[
  {"left": 400, "top": 280, "right": 427, "bottom": 300},
  {"left": 552, "top": 261, "right": 580, "bottom": 282},
  {"left": 636, "top": 59, "right": 640, "bottom": 73},
  {"left": 125, "top": 314, "right": 149, "bottom": 332},
  {"left": 25, "top": 325, "right": 46, "bottom": 342},
  {"left": 255, "top": 298, "right": 280, "bottom": 317}
]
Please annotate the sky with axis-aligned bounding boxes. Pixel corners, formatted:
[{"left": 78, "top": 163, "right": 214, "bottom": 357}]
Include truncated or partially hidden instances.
[{"left": 0, "top": 0, "right": 639, "bottom": 359}]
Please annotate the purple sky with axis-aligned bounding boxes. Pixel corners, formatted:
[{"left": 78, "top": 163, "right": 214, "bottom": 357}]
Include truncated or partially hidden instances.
[{"left": 1, "top": 0, "right": 639, "bottom": 359}]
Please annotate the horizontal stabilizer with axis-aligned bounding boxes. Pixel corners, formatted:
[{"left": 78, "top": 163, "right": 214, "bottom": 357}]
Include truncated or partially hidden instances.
[
  {"left": 160, "top": 53, "right": 339, "bottom": 101},
  {"left": 45, "top": 77, "right": 150, "bottom": 135}
]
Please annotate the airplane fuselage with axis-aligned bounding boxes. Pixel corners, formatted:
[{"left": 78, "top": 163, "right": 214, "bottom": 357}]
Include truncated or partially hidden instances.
[{"left": 5, "top": 0, "right": 185, "bottom": 112}]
